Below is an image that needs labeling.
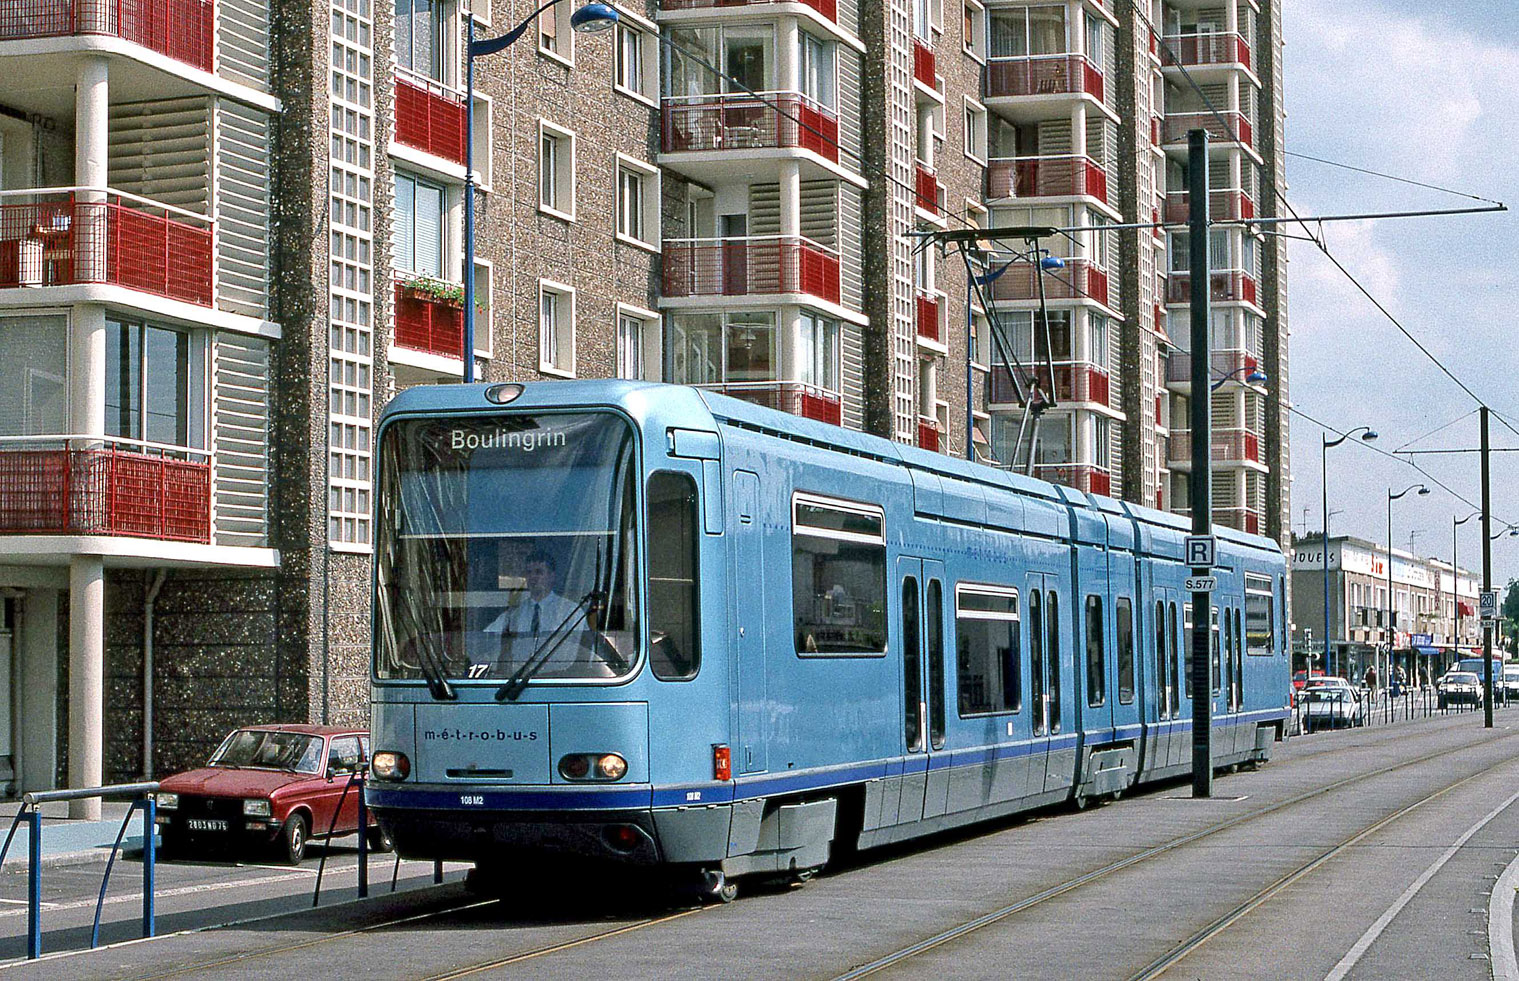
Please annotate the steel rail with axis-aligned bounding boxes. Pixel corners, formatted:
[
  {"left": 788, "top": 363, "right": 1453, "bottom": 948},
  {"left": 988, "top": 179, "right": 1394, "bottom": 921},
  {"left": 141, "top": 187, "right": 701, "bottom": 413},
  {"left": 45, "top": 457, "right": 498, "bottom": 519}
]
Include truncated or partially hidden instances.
[{"left": 830, "top": 727, "right": 1519, "bottom": 980}]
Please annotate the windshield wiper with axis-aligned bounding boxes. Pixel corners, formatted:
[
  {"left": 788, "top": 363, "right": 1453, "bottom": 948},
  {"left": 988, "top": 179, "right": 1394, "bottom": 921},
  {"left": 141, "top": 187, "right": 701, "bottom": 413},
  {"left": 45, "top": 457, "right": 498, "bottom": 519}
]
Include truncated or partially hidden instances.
[
  {"left": 412, "top": 632, "right": 457, "bottom": 701},
  {"left": 495, "top": 596, "right": 596, "bottom": 701}
]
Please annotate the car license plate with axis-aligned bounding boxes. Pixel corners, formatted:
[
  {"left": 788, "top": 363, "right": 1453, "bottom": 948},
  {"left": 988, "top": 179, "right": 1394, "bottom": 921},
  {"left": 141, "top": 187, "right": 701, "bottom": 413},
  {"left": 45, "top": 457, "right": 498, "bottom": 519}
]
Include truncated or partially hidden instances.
[{"left": 186, "top": 819, "right": 228, "bottom": 832}]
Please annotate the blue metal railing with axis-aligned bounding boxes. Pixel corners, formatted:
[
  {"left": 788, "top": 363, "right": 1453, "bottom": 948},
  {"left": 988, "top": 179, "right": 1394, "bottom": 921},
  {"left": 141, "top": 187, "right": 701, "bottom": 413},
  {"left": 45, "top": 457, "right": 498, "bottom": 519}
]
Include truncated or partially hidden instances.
[{"left": 0, "top": 782, "right": 159, "bottom": 960}]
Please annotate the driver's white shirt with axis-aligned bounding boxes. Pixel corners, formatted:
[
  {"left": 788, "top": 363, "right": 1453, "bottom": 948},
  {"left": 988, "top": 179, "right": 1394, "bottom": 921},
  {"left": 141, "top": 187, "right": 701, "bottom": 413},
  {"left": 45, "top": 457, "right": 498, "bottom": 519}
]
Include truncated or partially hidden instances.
[{"left": 482, "top": 591, "right": 581, "bottom": 650}]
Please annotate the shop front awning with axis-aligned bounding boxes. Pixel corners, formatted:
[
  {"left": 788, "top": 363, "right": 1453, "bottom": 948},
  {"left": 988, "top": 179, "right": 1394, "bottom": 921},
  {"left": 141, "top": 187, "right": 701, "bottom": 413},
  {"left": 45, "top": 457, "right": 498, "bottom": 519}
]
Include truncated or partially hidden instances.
[{"left": 1414, "top": 646, "right": 1441, "bottom": 658}]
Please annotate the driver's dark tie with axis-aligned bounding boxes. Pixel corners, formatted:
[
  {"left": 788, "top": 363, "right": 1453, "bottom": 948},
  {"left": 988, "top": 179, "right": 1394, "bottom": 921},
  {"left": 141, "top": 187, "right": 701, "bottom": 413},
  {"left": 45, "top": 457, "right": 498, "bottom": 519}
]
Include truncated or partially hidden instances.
[{"left": 531, "top": 603, "right": 541, "bottom": 641}]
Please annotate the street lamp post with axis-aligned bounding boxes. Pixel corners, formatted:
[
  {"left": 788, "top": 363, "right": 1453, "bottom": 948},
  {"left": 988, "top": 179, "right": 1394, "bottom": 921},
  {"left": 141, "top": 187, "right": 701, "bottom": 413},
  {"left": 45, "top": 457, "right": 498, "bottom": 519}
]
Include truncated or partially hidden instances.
[
  {"left": 1386, "top": 482, "right": 1430, "bottom": 689},
  {"left": 1321, "top": 427, "right": 1376, "bottom": 678},
  {"left": 462, "top": 1, "right": 619, "bottom": 383},
  {"left": 1453, "top": 510, "right": 1479, "bottom": 669}
]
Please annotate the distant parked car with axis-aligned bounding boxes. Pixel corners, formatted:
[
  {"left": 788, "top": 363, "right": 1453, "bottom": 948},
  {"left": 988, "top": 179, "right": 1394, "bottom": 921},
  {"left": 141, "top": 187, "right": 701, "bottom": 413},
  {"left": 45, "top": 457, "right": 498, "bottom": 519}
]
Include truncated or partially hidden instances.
[
  {"left": 1301, "top": 677, "right": 1361, "bottom": 733},
  {"left": 1292, "top": 670, "right": 1327, "bottom": 692},
  {"left": 1437, "top": 672, "right": 1484, "bottom": 709},
  {"left": 1502, "top": 664, "right": 1519, "bottom": 700},
  {"left": 155, "top": 725, "right": 391, "bottom": 864}
]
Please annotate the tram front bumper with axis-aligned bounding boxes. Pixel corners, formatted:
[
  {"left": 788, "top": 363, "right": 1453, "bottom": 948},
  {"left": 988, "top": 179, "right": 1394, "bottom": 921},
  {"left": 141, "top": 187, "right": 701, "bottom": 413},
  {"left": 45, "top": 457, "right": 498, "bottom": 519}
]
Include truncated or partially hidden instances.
[{"left": 375, "top": 804, "right": 664, "bottom": 865}]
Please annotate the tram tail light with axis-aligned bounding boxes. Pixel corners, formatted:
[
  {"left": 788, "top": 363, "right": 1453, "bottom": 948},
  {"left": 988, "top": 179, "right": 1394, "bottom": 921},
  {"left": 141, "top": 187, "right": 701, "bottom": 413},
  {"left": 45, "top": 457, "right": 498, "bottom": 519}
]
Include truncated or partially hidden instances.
[{"left": 713, "top": 744, "right": 731, "bottom": 782}]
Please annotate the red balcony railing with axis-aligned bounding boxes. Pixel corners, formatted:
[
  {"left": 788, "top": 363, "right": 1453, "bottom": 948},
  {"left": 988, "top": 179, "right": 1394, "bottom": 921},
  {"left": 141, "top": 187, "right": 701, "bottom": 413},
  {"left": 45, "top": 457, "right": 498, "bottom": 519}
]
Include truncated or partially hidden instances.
[
  {"left": 1166, "top": 429, "right": 1262, "bottom": 465},
  {"left": 1165, "top": 349, "right": 1259, "bottom": 385},
  {"left": 0, "top": 438, "right": 211, "bottom": 543},
  {"left": 394, "top": 280, "right": 465, "bottom": 358},
  {"left": 986, "top": 257, "right": 1109, "bottom": 307},
  {"left": 986, "top": 155, "right": 1108, "bottom": 203},
  {"left": 662, "top": 235, "right": 841, "bottom": 303},
  {"left": 1162, "top": 32, "right": 1251, "bottom": 70},
  {"left": 913, "top": 39, "right": 935, "bottom": 87},
  {"left": 1164, "top": 111, "right": 1253, "bottom": 149},
  {"left": 1166, "top": 269, "right": 1258, "bottom": 307},
  {"left": 395, "top": 73, "right": 468, "bottom": 165},
  {"left": 918, "top": 420, "right": 940, "bottom": 453},
  {"left": 0, "top": 0, "right": 213, "bottom": 71},
  {"left": 1163, "top": 189, "right": 1255, "bottom": 224},
  {"left": 984, "top": 54, "right": 1104, "bottom": 102},
  {"left": 0, "top": 190, "right": 213, "bottom": 306},
  {"left": 1034, "top": 464, "right": 1112, "bottom": 496},
  {"left": 1216, "top": 507, "right": 1262, "bottom": 535},
  {"left": 699, "top": 382, "right": 842, "bottom": 426},
  {"left": 914, "top": 164, "right": 941, "bottom": 215},
  {"left": 988, "top": 361, "right": 1110, "bottom": 406},
  {"left": 661, "top": 92, "right": 839, "bottom": 163},
  {"left": 659, "top": 0, "right": 836, "bottom": 21},
  {"left": 916, "top": 291, "right": 941, "bottom": 343}
]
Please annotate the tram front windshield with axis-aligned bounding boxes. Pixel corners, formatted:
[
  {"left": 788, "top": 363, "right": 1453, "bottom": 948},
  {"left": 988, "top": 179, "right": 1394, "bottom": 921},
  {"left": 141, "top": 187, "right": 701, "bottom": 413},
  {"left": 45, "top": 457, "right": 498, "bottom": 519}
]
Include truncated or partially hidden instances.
[{"left": 374, "top": 413, "right": 639, "bottom": 685}]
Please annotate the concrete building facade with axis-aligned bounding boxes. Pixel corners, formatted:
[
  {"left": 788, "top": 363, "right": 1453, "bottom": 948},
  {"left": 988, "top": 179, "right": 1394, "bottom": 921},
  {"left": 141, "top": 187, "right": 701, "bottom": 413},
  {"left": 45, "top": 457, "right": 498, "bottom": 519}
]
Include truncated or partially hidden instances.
[{"left": 0, "top": 0, "right": 1287, "bottom": 798}]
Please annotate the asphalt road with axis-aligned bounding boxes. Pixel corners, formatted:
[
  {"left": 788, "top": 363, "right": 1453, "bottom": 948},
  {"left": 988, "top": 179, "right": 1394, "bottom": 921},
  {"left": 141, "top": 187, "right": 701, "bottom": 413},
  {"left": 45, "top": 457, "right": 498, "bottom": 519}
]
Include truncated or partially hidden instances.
[{"left": 6, "top": 710, "right": 1519, "bottom": 980}]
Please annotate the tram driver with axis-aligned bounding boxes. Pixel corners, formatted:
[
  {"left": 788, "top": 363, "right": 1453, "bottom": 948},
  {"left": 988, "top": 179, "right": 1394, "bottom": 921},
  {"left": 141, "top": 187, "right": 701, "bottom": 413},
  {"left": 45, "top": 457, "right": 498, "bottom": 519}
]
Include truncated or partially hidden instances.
[{"left": 482, "top": 548, "right": 582, "bottom": 673}]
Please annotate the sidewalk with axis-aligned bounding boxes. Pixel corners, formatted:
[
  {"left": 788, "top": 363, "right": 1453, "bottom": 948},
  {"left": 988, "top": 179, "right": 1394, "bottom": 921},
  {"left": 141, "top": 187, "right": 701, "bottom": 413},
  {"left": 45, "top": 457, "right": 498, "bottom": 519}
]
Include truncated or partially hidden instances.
[{"left": 0, "top": 801, "right": 155, "bottom": 871}]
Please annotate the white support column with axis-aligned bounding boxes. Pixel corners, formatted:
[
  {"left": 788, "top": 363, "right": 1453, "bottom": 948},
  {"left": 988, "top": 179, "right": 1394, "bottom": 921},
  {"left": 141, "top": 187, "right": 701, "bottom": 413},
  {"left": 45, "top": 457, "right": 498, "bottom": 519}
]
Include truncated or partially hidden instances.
[
  {"left": 75, "top": 56, "right": 110, "bottom": 282},
  {"left": 917, "top": 105, "right": 934, "bottom": 168},
  {"left": 1225, "top": 0, "right": 1238, "bottom": 36},
  {"left": 779, "top": 161, "right": 802, "bottom": 240},
  {"left": 68, "top": 558, "right": 104, "bottom": 820},
  {"left": 780, "top": 303, "right": 803, "bottom": 382},
  {"left": 18, "top": 590, "right": 58, "bottom": 794},
  {"left": 777, "top": 17, "right": 799, "bottom": 94},
  {"left": 71, "top": 305, "right": 106, "bottom": 439}
]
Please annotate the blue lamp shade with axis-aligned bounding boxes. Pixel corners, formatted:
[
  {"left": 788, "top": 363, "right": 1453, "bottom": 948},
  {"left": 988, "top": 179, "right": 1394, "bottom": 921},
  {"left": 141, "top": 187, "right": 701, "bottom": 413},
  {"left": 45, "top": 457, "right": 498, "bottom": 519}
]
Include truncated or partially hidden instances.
[
  {"left": 1038, "top": 254, "right": 1065, "bottom": 271},
  {"left": 1246, "top": 368, "right": 1268, "bottom": 385},
  {"left": 571, "top": 3, "right": 619, "bottom": 32}
]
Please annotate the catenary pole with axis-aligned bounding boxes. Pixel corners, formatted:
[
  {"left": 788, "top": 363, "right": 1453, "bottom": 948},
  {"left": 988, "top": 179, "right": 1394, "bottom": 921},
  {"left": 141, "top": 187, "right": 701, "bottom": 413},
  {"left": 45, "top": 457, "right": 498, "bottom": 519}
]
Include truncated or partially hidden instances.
[
  {"left": 1482, "top": 406, "right": 1494, "bottom": 727},
  {"left": 1188, "top": 129, "right": 1212, "bottom": 798}
]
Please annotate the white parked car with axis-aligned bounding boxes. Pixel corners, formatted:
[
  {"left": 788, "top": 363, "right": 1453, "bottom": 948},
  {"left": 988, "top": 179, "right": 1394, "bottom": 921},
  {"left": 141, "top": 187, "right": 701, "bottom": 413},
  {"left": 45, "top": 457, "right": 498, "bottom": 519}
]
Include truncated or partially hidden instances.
[
  {"left": 1502, "top": 664, "right": 1519, "bottom": 700},
  {"left": 1437, "top": 671, "right": 1484, "bottom": 709},
  {"left": 1302, "top": 677, "right": 1362, "bottom": 732}
]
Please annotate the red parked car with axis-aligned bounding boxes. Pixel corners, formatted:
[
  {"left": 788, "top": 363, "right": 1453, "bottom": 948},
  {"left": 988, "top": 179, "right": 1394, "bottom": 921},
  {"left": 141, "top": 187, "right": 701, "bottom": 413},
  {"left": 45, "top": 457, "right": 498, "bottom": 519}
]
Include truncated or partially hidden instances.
[{"left": 155, "top": 725, "right": 391, "bottom": 864}]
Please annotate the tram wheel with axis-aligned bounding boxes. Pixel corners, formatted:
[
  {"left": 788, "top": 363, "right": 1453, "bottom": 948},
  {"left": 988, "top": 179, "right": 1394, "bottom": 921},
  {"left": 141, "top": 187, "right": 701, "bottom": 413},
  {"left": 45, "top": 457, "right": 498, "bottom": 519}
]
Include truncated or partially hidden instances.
[{"left": 699, "top": 869, "right": 739, "bottom": 904}]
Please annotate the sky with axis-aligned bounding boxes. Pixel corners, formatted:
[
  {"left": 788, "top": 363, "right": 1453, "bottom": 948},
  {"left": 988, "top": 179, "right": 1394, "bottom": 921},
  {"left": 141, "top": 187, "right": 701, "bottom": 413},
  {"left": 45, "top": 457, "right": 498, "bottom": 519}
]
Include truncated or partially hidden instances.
[{"left": 1280, "top": 0, "right": 1519, "bottom": 586}]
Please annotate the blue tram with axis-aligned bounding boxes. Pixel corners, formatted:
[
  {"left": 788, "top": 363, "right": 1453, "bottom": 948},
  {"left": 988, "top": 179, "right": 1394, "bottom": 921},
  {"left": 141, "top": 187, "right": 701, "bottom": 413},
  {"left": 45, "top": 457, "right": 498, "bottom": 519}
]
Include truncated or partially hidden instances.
[{"left": 366, "top": 380, "right": 1290, "bottom": 895}]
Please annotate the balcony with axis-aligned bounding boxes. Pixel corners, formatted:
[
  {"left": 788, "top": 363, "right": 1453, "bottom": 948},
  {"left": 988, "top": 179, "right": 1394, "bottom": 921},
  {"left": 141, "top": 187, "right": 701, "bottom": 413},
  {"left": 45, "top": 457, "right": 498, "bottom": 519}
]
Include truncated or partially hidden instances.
[
  {"left": 917, "top": 419, "right": 940, "bottom": 453},
  {"left": 698, "top": 382, "right": 842, "bottom": 426},
  {"left": 1166, "top": 269, "right": 1258, "bottom": 307},
  {"left": 986, "top": 155, "right": 1108, "bottom": 205},
  {"left": 914, "top": 163, "right": 942, "bottom": 216},
  {"left": 986, "top": 257, "right": 1109, "bottom": 308},
  {"left": 984, "top": 54, "right": 1104, "bottom": 103},
  {"left": 915, "top": 291, "right": 940, "bottom": 343},
  {"left": 1166, "top": 429, "right": 1263, "bottom": 467},
  {"left": 662, "top": 235, "right": 841, "bottom": 304},
  {"left": 988, "top": 361, "right": 1111, "bottom": 407},
  {"left": 0, "top": 437, "right": 211, "bottom": 544},
  {"left": 913, "top": 39, "right": 935, "bottom": 88},
  {"left": 1215, "top": 506, "right": 1262, "bottom": 535},
  {"left": 661, "top": 92, "right": 839, "bottom": 163},
  {"left": 1165, "top": 349, "right": 1260, "bottom": 389},
  {"left": 0, "top": 188, "right": 213, "bottom": 306},
  {"left": 1164, "top": 111, "right": 1254, "bottom": 150},
  {"left": 394, "top": 73, "right": 467, "bottom": 166},
  {"left": 0, "top": 0, "right": 213, "bottom": 71},
  {"left": 660, "top": 0, "right": 836, "bottom": 21},
  {"left": 1162, "top": 32, "right": 1251, "bottom": 71},
  {"left": 394, "top": 280, "right": 464, "bottom": 359},
  {"left": 1163, "top": 189, "right": 1255, "bottom": 224},
  {"left": 1034, "top": 463, "right": 1111, "bottom": 496}
]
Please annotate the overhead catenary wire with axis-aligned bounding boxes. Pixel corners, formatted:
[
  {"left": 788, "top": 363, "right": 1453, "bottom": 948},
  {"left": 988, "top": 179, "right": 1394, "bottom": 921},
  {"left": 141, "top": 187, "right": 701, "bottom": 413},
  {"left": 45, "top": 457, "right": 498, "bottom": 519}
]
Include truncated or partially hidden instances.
[
  {"left": 1394, "top": 409, "right": 1479, "bottom": 453},
  {"left": 1284, "top": 150, "right": 1505, "bottom": 206}
]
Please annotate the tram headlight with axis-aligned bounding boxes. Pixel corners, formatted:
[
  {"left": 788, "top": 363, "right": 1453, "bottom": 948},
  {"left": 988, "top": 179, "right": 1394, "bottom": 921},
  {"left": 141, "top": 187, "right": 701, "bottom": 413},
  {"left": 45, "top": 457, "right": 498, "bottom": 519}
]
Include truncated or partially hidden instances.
[
  {"left": 559, "top": 755, "right": 591, "bottom": 780},
  {"left": 371, "top": 751, "right": 410, "bottom": 781},
  {"left": 595, "top": 754, "right": 628, "bottom": 781},
  {"left": 558, "top": 753, "right": 629, "bottom": 781}
]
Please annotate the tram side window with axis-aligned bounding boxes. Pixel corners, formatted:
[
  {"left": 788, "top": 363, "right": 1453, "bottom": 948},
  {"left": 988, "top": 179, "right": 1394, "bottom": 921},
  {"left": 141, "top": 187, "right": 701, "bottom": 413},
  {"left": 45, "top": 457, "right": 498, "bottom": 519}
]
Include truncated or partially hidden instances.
[
  {"left": 647, "top": 471, "right": 700, "bottom": 680},
  {"left": 1115, "top": 597, "right": 1134, "bottom": 704},
  {"left": 1155, "top": 600, "right": 1168, "bottom": 719},
  {"left": 1231, "top": 608, "right": 1244, "bottom": 710},
  {"left": 927, "top": 581, "right": 946, "bottom": 750},
  {"left": 1047, "top": 591, "right": 1061, "bottom": 733},
  {"left": 1211, "top": 607, "right": 1221, "bottom": 695},
  {"left": 1085, "top": 595, "right": 1105, "bottom": 708},
  {"left": 792, "top": 495, "right": 888, "bottom": 655},
  {"left": 1245, "top": 574, "right": 1274, "bottom": 655},
  {"left": 1182, "top": 603, "right": 1193, "bottom": 699},
  {"left": 1030, "top": 590, "right": 1046, "bottom": 734},
  {"left": 1167, "top": 602, "right": 1180, "bottom": 717},
  {"left": 955, "top": 585, "right": 1020, "bottom": 716}
]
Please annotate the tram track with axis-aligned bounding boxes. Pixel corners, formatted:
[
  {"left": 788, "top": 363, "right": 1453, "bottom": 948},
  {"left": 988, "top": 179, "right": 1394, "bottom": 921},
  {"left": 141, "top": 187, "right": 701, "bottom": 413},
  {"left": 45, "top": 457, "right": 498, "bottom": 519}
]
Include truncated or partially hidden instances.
[{"left": 830, "top": 725, "right": 1519, "bottom": 980}]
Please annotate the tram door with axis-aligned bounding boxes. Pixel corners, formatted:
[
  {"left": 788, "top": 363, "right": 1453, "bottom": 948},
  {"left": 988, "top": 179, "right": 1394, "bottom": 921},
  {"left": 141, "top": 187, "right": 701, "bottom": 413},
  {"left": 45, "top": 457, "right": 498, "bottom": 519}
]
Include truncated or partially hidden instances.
[
  {"left": 732, "top": 471, "right": 767, "bottom": 774},
  {"left": 897, "top": 557, "right": 949, "bottom": 824}
]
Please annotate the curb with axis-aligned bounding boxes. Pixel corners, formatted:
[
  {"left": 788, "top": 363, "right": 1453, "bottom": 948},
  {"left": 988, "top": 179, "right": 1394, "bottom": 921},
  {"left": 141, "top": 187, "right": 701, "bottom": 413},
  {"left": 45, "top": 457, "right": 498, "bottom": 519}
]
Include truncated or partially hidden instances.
[{"left": 0, "top": 842, "right": 147, "bottom": 874}]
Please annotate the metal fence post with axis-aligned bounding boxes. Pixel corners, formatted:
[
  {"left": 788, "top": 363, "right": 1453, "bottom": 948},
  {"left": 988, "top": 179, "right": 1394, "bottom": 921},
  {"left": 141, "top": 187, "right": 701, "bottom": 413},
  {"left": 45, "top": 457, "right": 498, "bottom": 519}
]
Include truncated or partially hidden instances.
[
  {"left": 142, "top": 797, "right": 156, "bottom": 938},
  {"left": 27, "top": 808, "right": 41, "bottom": 959},
  {"left": 357, "top": 777, "right": 369, "bottom": 899},
  {"left": 434, "top": 859, "right": 444, "bottom": 884}
]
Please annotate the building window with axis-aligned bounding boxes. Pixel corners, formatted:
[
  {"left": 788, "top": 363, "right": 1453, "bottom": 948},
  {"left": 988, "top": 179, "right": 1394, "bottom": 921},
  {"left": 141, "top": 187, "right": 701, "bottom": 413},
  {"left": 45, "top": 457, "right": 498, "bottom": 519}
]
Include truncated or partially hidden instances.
[
  {"left": 963, "top": 98, "right": 987, "bottom": 163},
  {"left": 989, "top": 5, "right": 1068, "bottom": 59},
  {"left": 0, "top": 315, "right": 67, "bottom": 436},
  {"left": 798, "top": 312, "right": 840, "bottom": 392},
  {"left": 615, "top": 20, "right": 657, "bottom": 102},
  {"left": 616, "top": 156, "right": 659, "bottom": 248},
  {"left": 394, "top": 171, "right": 447, "bottom": 278},
  {"left": 666, "top": 312, "right": 778, "bottom": 385},
  {"left": 616, "top": 309, "right": 649, "bottom": 380},
  {"left": 396, "top": 0, "right": 448, "bottom": 83},
  {"left": 539, "top": 121, "right": 575, "bottom": 219},
  {"left": 1094, "top": 415, "right": 1112, "bottom": 470},
  {"left": 539, "top": 0, "right": 572, "bottom": 63},
  {"left": 539, "top": 280, "right": 575, "bottom": 375},
  {"left": 799, "top": 32, "right": 836, "bottom": 109},
  {"left": 106, "top": 318, "right": 198, "bottom": 448},
  {"left": 963, "top": 0, "right": 985, "bottom": 59}
]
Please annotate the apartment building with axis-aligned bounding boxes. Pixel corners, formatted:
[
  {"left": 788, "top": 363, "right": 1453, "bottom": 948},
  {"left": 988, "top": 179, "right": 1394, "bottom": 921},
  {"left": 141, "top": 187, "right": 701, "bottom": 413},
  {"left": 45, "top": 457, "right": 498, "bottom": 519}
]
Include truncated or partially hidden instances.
[
  {"left": 1291, "top": 535, "right": 1483, "bottom": 685},
  {"left": 0, "top": 0, "right": 1287, "bottom": 799}
]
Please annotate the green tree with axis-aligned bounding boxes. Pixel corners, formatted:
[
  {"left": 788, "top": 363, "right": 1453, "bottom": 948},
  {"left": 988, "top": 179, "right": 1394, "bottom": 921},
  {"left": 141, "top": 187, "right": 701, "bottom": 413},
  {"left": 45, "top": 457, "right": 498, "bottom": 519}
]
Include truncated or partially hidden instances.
[{"left": 1504, "top": 579, "right": 1519, "bottom": 655}]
